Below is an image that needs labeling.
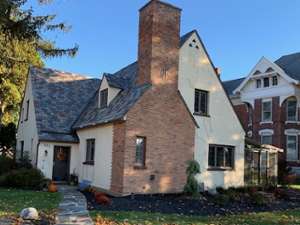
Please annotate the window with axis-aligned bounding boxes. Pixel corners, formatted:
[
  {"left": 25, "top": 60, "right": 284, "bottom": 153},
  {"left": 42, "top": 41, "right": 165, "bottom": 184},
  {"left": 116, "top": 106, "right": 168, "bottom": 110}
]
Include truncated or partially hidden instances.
[
  {"left": 272, "top": 76, "right": 278, "bottom": 86},
  {"left": 194, "top": 89, "right": 208, "bottom": 115},
  {"left": 85, "top": 139, "right": 95, "bottom": 163},
  {"left": 256, "top": 79, "right": 261, "bottom": 88},
  {"left": 208, "top": 145, "right": 234, "bottom": 169},
  {"left": 286, "top": 135, "right": 298, "bottom": 161},
  {"left": 135, "top": 137, "right": 146, "bottom": 167},
  {"left": 25, "top": 100, "right": 29, "bottom": 121},
  {"left": 100, "top": 89, "right": 108, "bottom": 109},
  {"left": 263, "top": 77, "right": 269, "bottom": 87},
  {"left": 262, "top": 100, "right": 272, "bottom": 122},
  {"left": 287, "top": 98, "right": 297, "bottom": 121},
  {"left": 261, "top": 135, "right": 272, "bottom": 145},
  {"left": 20, "top": 141, "right": 24, "bottom": 159}
]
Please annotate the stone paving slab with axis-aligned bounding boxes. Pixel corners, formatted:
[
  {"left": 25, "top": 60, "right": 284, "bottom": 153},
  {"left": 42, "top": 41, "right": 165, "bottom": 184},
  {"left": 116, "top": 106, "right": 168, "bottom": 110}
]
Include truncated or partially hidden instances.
[{"left": 55, "top": 185, "right": 94, "bottom": 225}]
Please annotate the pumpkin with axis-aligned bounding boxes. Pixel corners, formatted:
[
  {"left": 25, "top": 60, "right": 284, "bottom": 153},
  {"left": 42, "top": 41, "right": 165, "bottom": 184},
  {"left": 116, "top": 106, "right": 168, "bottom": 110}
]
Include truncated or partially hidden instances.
[
  {"left": 48, "top": 181, "right": 58, "bottom": 193},
  {"left": 94, "top": 192, "right": 111, "bottom": 205}
]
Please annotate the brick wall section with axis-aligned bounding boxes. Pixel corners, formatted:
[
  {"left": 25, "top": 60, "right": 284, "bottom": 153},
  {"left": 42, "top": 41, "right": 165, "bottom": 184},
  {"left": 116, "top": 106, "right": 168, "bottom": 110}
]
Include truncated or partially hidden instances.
[
  {"left": 117, "top": 0, "right": 195, "bottom": 194},
  {"left": 110, "top": 121, "right": 126, "bottom": 194},
  {"left": 122, "top": 88, "right": 195, "bottom": 194},
  {"left": 233, "top": 96, "right": 300, "bottom": 167},
  {"left": 136, "top": 0, "right": 181, "bottom": 88},
  {"left": 233, "top": 104, "right": 248, "bottom": 130}
]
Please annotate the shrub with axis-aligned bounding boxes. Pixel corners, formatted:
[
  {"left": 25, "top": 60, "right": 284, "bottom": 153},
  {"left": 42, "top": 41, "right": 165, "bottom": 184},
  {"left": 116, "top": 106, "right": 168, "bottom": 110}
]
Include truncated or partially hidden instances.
[
  {"left": 214, "top": 194, "right": 230, "bottom": 206},
  {"left": 0, "top": 168, "right": 45, "bottom": 190},
  {"left": 251, "top": 192, "right": 267, "bottom": 206},
  {"left": 184, "top": 160, "right": 200, "bottom": 196},
  {"left": 0, "top": 156, "right": 15, "bottom": 175},
  {"left": 216, "top": 187, "right": 225, "bottom": 194}
]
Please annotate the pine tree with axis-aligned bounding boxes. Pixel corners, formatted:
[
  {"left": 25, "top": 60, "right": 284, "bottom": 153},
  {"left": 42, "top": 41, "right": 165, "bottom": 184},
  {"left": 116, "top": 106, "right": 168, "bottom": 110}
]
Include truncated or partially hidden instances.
[{"left": 0, "top": 0, "right": 78, "bottom": 125}]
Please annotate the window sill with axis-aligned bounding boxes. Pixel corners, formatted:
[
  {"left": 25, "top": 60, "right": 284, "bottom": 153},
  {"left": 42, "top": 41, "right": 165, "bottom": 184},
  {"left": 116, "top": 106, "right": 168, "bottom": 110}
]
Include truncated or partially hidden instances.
[
  {"left": 193, "top": 112, "right": 210, "bottom": 117},
  {"left": 260, "top": 121, "right": 273, "bottom": 125},
  {"left": 83, "top": 161, "right": 94, "bottom": 166},
  {"left": 285, "top": 121, "right": 299, "bottom": 124},
  {"left": 133, "top": 164, "right": 147, "bottom": 170},
  {"left": 207, "top": 167, "right": 234, "bottom": 171}
]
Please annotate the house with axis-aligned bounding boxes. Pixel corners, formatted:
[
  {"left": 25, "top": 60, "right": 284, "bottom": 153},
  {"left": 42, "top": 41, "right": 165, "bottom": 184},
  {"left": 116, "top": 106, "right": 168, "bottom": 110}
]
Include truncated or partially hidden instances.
[
  {"left": 223, "top": 53, "right": 300, "bottom": 175},
  {"left": 16, "top": 0, "right": 245, "bottom": 195}
]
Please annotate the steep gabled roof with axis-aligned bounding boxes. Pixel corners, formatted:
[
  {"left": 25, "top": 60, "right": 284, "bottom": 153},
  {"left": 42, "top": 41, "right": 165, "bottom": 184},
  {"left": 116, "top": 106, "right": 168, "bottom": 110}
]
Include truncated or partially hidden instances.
[
  {"left": 28, "top": 31, "right": 203, "bottom": 141},
  {"left": 30, "top": 67, "right": 100, "bottom": 142},
  {"left": 72, "top": 63, "right": 150, "bottom": 129},
  {"left": 275, "top": 52, "right": 300, "bottom": 81}
]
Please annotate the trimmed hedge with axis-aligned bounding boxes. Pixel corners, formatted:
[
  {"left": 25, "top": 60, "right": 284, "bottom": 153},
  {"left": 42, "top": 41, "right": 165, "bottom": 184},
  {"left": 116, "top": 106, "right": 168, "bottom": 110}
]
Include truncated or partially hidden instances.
[{"left": 0, "top": 168, "right": 46, "bottom": 190}]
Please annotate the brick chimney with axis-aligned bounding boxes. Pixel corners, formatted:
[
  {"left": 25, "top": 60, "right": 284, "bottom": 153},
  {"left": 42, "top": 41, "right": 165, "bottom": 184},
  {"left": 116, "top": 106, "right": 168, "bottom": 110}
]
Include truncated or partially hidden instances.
[{"left": 136, "top": 0, "right": 181, "bottom": 89}]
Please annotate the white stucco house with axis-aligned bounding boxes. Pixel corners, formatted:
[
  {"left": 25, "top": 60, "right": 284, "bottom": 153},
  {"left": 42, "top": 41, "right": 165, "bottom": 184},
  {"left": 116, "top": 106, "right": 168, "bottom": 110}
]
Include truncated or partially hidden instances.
[{"left": 16, "top": 0, "right": 245, "bottom": 195}]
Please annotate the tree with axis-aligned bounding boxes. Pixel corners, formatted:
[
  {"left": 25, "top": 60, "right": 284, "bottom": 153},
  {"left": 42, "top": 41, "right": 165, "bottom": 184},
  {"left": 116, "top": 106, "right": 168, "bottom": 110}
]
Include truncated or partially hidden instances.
[{"left": 0, "top": 0, "right": 78, "bottom": 125}]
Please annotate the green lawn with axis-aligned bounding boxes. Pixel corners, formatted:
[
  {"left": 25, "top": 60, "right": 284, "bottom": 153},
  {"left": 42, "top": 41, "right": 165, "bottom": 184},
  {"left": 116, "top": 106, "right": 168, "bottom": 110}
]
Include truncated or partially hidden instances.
[
  {"left": 0, "top": 188, "right": 61, "bottom": 217},
  {"left": 91, "top": 210, "right": 300, "bottom": 225}
]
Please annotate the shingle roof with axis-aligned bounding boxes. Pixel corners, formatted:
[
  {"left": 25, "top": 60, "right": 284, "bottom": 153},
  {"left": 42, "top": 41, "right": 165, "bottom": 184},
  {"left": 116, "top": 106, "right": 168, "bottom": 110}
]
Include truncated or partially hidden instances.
[
  {"left": 222, "top": 77, "right": 245, "bottom": 96},
  {"left": 73, "top": 63, "right": 150, "bottom": 129},
  {"left": 275, "top": 52, "right": 300, "bottom": 81},
  {"left": 30, "top": 67, "right": 100, "bottom": 142},
  {"left": 30, "top": 31, "right": 198, "bottom": 142}
]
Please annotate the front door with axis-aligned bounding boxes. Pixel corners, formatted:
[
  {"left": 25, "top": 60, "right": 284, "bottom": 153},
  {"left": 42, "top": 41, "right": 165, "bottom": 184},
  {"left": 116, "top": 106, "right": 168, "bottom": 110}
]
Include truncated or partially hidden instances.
[{"left": 52, "top": 146, "right": 70, "bottom": 182}]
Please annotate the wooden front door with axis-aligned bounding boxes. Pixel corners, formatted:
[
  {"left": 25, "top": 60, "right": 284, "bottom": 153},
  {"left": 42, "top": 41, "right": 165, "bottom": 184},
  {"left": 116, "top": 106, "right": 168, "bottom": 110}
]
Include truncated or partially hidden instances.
[{"left": 52, "top": 146, "right": 70, "bottom": 182}]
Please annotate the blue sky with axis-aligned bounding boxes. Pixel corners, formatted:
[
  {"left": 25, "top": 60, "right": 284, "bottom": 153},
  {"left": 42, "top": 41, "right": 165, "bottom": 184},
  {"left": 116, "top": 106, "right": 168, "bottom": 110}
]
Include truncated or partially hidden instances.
[{"left": 27, "top": 0, "right": 300, "bottom": 81}]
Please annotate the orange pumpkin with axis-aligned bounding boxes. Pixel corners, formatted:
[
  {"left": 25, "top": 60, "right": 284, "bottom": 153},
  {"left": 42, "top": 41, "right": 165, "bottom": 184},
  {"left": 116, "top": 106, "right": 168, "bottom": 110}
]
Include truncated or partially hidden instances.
[
  {"left": 48, "top": 181, "right": 58, "bottom": 193},
  {"left": 94, "top": 192, "right": 111, "bottom": 205}
]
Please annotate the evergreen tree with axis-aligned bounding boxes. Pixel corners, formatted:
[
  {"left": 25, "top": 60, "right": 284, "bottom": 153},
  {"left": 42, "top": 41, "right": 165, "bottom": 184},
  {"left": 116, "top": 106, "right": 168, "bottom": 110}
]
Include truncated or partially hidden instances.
[{"left": 0, "top": 0, "right": 78, "bottom": 125}]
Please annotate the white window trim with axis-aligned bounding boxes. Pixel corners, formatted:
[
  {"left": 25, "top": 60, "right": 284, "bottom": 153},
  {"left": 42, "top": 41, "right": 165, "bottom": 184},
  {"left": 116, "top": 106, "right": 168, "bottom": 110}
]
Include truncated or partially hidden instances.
[
  {"left": 259, "top": 129, "right": 274, "bottom": 135},
  {"left": 286, "top": 134, "right": 298, "bottom": 162},
  {"left": 261, "top": 99, "right": 272, "bottom": 122},
  {"left": 259, "top": 129, "right": 273, "bottom": 145},
  {"left": 286, "top": 98, "right": 298, "bottom": 122}
]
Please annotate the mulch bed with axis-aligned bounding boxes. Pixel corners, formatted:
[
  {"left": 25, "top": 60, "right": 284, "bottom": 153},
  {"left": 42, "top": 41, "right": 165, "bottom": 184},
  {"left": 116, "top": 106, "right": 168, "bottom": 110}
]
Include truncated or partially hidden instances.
[{"left": 83, "top": 189, "right": 300, "bottom": 216}]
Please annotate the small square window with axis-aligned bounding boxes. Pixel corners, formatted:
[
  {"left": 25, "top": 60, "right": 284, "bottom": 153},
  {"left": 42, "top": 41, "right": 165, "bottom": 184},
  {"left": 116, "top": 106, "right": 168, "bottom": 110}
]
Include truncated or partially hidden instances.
[
  {"left": 261, "top": 135, "right": 272, "bottom": 145},
  {"left": 272, "top": 76, "right": 278, "bottom": 86},
  {"left": 263, "top": 77, "right": 270, "bottom": 87},
  {"left": 208, "top": 145, "right": 234, "bottom": 169},
  {"left": 256, "top": 79, "right": 261, "bottom": 88}
]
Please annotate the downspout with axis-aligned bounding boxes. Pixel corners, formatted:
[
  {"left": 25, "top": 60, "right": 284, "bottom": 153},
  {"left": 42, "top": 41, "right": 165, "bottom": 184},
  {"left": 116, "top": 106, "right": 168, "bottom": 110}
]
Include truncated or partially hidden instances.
[{"left": 35, "top": 141, "right": 40, "bottom": 168}]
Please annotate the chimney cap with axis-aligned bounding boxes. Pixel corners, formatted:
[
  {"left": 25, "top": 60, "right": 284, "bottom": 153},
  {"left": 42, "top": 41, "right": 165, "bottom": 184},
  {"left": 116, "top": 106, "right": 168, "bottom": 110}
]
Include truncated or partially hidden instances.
[{"left": 139, "top": 0, "right": 182, "bottom": 12}]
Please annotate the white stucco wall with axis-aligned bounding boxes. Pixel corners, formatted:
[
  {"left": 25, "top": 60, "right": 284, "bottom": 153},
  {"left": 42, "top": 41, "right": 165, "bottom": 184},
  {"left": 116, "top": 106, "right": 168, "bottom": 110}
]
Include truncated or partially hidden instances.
[
  {"left": 178, "top": 32, "right": 245, "bottom": 191},
  {"left": 37, "top": 142, "right": 80, "bottom": 179},
  {"left": 76, "top": 124, "right": 113, "bottom": 190},
  {"left": 99, "top": 77, "right": 120, "bottom": 106},
  {"left": 16, "top": 75, "right": 39, "bottom": 165}
]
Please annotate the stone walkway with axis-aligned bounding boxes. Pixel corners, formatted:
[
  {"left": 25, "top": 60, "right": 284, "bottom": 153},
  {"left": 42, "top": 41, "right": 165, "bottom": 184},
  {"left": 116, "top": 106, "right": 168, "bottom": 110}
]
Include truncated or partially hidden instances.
[{"left": 56, "top": 185, "right": 94, "bottom": 225}]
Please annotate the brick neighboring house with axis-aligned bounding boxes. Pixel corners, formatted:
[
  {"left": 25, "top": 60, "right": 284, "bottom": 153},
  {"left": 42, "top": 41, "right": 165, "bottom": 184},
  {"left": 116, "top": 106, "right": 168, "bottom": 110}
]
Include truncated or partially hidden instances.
[
  {"left": 16, "top": 0, "right": 245, "bottom": 195},
  {"left": 223, "top": 53, "right": 300, "bottom": 175}
]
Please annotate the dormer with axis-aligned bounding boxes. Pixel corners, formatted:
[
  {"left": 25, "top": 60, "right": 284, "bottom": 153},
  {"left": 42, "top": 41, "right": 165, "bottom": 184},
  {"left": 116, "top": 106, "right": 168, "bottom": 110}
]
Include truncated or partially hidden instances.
[{"left": 98, "top": 75, "right": 121, "bottom": 108}]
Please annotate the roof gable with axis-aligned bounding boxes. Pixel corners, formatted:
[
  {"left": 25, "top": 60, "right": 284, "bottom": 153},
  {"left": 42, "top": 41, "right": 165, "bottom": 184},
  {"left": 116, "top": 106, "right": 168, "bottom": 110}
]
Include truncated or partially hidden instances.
[
  {"left": 233, "top": 57, "right": 298, "bottom": 94},
  {"left": 30, "top": 67, "right": 100, "bottom": 142}
]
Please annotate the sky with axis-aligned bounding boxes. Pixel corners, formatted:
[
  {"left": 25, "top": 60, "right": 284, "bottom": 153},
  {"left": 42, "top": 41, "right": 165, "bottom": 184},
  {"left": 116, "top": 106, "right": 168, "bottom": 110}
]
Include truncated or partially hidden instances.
[{"left": 26, "top": 0, "right": 300, "bottom": 81}]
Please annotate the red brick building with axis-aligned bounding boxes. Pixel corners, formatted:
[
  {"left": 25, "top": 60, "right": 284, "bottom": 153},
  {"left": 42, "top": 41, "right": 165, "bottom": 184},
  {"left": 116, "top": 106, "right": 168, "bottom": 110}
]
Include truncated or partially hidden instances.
[{"left": 223, "top": 54, "right": 300, "bottom": 175}]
